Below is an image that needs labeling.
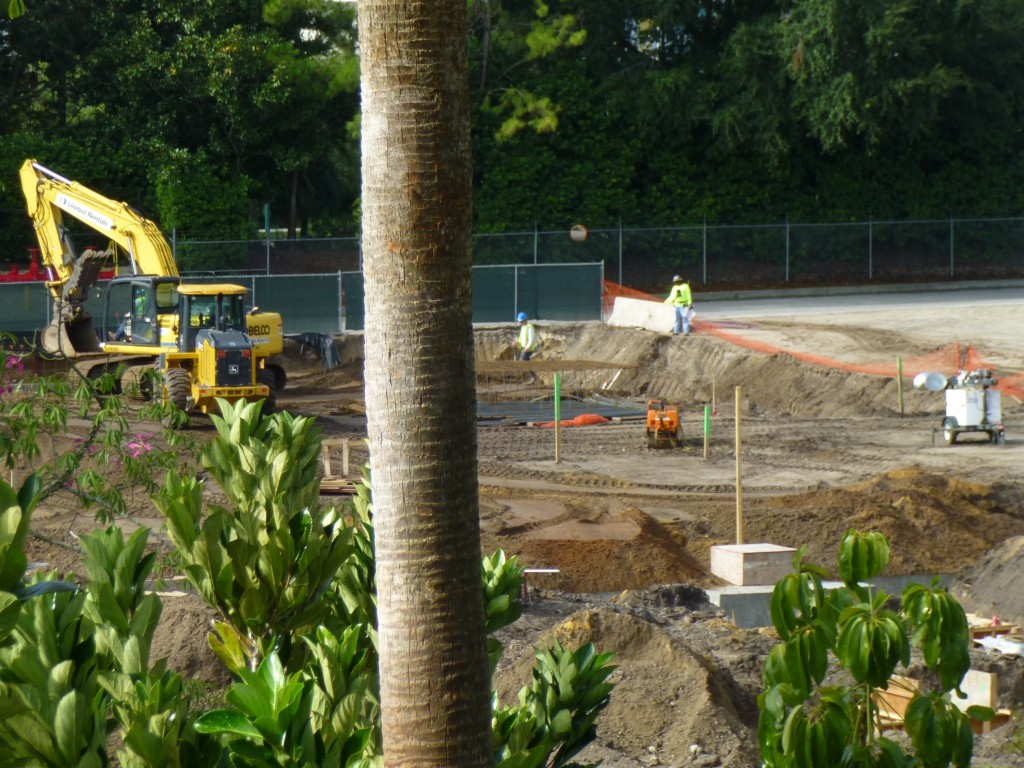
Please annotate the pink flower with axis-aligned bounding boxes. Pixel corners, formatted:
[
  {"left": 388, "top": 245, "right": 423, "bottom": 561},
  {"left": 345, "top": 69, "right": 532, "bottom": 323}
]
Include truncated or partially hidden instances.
[
  {"left": 125, "top": 433, "right": 153, "bottom": 459},
  {"left": 4, "top": 356, "right": 24, "bottom": 371}
]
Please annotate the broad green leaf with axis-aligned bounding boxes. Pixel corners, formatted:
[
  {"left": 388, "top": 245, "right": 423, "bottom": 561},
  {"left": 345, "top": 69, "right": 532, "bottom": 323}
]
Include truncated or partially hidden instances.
[
  {"left": 0, "top": 591, "right": 19, "bottom": 641},
  {"left": 904, "top": 693, "right": 952, "bottom": 766},
  {"left": 194, "top": 708, "right": 262, "bottom": 738},
  {"left": 54, "top": 691, "right": 84, "bottom": 764},
  {"left": 228, "top": 683, "right": 275, "bottom": 719},
  {"left": 838, "top": 530, "right": 889, "bottom": 585}
]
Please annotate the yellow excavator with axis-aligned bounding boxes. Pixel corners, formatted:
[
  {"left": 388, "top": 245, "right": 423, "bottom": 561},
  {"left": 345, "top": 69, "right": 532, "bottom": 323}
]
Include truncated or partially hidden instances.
[{"left": 19, "top": 159, "right": 285, "bottom": 416}]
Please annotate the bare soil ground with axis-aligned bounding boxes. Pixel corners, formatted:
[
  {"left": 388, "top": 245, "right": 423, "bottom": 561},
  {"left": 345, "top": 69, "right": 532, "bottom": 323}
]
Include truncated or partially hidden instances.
[{"left": 22, "top": 298, "right": 1024, "bottom": 767}]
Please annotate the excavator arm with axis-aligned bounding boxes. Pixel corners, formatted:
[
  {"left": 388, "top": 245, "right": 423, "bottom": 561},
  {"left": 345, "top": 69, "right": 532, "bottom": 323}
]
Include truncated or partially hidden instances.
[
  {"left": 19, "top": 159, "right": 180, "bottom": 353},
  {"left": 20, "top": 159, "right": 179, "bottom": 294}
]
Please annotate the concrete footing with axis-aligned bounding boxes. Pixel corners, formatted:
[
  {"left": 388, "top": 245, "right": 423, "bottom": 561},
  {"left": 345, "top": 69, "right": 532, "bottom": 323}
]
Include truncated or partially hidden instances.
[
  {"left": 706, "top": 574, "right": 948, "bottom": 629},
  {"left": 710, "top": 543, "right": 797, "bottom": 586}
]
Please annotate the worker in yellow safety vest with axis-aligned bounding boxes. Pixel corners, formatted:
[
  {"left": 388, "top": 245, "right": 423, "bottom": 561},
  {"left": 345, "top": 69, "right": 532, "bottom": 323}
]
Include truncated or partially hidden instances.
[
  {"left": 664, "top": 275, "right": 694, "bottom": 335},
  {"left": 514, "top": 311, "right": 537, "bottom": 360}
]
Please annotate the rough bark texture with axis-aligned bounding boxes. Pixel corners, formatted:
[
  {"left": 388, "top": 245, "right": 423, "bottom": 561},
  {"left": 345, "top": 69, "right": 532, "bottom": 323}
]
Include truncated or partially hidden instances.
[{"left": 358, "top": 2, "right": 491, "bottom": 767}]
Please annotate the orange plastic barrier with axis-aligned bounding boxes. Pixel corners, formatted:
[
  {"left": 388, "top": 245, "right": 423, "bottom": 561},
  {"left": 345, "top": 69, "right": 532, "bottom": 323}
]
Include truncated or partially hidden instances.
[{"left": 534, "top": 413, "right": 611, "bottom": 428}]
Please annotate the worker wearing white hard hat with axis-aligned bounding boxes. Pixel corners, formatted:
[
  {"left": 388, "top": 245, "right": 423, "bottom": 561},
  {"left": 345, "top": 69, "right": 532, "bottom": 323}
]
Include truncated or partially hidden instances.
[
  {"left": 664, "top": 275, "right": 694, "bottom": 335},
  {"left": 514, "top": 311, "right": 537, "bottom": 361}
]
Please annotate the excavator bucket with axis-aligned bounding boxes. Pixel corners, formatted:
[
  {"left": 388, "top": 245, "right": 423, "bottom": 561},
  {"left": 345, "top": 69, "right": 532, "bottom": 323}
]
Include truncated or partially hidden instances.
[{"left": 41, "top": 315, "right": 102, "bottom": 355}]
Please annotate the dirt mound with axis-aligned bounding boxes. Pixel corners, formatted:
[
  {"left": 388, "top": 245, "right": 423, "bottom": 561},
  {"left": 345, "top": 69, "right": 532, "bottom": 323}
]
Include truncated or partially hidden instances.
[
  {"left": 739, "top": 468, "right": 1024, "bottom": 577},
  {"left": 151, "top": 593, "right": 232, "bottom": 687},
  {"left": 478, "top": 465, "right": 1024, "bottom": 594},
  {"left": 493, "top": 608, "right": 759, "bottom": 767},
  {"left": 477, "top": 322, "right": 945, "bottom": 420},
  {"left": 950, "top": 536, "right": 1024, "bottom": 625},
  {"left": 480, "top": 499, "right": 705, "bottom": 592}
]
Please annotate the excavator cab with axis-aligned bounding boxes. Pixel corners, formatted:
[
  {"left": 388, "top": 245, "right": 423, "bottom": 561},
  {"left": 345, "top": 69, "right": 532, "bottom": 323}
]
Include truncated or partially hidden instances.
[
  {"left": 103, "top": 276, "right": 180, "bottom": 348},
  {"left": 178, "top": 286, "right": 248, "bottom": 352}
]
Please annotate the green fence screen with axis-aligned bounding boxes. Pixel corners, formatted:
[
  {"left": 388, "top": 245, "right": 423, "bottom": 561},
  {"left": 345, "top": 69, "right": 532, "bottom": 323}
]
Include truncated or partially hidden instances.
[
  {"left": 343, "top": 262, "right": 604, "bottom": 331},
  {"left": 0, "top": 282, "right": 51, "bottom": 334},
  {"left": 180, "top": 273, "right": 343, "bottom": 335},
  {"left": 0, "top": 263, "right": 600, "bottom": 337}
]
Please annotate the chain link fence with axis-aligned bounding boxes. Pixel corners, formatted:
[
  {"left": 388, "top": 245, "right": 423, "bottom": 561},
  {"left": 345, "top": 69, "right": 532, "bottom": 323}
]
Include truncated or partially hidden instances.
[
  {"left": 158, "top": 215, "right": 1024, "bottom": 296},
  {"left": 472, "top": 217, "right": 1024, "bottom": 293},
  {"left": 5, "top": 214, "right": 1023, "bottom": 336}
]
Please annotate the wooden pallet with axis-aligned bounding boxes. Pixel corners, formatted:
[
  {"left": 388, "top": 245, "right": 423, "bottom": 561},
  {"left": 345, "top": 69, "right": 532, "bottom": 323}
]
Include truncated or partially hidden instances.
[{"left": 320, "top": 438, "right": 356, "bottom": 495}]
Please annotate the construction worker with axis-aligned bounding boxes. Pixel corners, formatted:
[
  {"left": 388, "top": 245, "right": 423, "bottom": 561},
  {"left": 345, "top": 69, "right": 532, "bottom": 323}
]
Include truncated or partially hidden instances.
[
  {"left": 514, "top": 311, "right": 537, "bottom": 360},
  {"left": 664, "top": 275, "right": 693, "bottom": 335}
]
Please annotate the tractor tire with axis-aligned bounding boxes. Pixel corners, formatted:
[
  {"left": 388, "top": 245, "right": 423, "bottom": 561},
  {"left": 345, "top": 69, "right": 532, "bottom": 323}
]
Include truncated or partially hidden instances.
[
  {"left": 257, "top": 369, "right": 277, "bottom": 416},
  {"left": 942, "top": 417, "right": 958, "bottom": 445},
  {"left": 120, "top": 365, "right": 154, "bottom": 401},
  {"left": 162, "top": 367, "right": 192, "bottom": 413}
]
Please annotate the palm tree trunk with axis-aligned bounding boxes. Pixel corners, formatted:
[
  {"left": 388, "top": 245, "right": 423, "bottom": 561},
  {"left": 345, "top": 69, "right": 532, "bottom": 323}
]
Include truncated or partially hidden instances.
[{"left": 359, "top": 1, "right": 491, "bottom": 767}]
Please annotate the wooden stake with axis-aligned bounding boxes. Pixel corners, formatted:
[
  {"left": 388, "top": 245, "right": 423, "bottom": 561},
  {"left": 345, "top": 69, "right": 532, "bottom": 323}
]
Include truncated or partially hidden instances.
[
  {"left": 703, "top": 405, "right": 710, "bottom": 460},
  {"left": 554, "top": 373, "right": 561, "bottom": 464},
  {"left": 897, "top": 356, "right": 905, "bottom": 416},
  {"left": 735, "top": 386, "right": 743, "bottom": 545}
]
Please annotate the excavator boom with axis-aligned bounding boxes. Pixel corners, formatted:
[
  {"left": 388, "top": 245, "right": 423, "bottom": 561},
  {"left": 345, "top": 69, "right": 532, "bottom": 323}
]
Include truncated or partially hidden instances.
[{"left": 20, "top": 159, "right": 179, "bottom": 293}]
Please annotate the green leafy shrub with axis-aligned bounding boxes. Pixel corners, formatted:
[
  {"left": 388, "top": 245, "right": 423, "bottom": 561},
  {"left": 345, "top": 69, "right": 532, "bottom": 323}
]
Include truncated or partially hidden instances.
[
  {"left": 0, "top": 394, "right": 615, "bottom": 767},
  {"left": 759, "top": 529, "right": 991, "bottom": 768}
]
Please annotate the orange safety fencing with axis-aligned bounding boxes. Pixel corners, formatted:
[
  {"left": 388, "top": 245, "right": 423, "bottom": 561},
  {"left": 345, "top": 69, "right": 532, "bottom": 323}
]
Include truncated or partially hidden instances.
[{"left": 602, "top": 280, "right": 1024, "bottom": 402}]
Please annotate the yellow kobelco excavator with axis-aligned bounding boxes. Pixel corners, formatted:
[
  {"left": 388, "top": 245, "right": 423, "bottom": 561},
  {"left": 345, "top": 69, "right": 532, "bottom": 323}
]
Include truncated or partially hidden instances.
[{"left": 19, "top": 159, "right": 286, "bottom": 416}]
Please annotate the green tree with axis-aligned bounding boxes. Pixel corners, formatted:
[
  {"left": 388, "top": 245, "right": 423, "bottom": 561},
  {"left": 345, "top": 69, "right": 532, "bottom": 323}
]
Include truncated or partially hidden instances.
[
  {"left": 1, "top": 0, "right": 360, "bottom": 244},
  {"left": 471, "top": 0, "right": 586, "bottom": 139}
]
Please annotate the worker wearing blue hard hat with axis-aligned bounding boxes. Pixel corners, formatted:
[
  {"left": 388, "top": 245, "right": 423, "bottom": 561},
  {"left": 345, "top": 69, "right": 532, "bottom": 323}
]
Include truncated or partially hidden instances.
[{"left": 514, "top": 311, "right": 537, "bottom": 361}]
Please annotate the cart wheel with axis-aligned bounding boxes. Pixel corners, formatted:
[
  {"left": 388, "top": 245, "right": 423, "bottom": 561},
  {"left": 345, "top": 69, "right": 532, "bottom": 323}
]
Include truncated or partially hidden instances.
[{"left": 942, "top": 417, "right": 958, "bottom": 445}]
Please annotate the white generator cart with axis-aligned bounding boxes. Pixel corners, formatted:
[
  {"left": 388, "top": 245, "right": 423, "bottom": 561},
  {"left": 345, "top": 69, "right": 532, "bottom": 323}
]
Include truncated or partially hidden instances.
[{"left": 916, "top": 369, "right": 1005, "bottom": 445}]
